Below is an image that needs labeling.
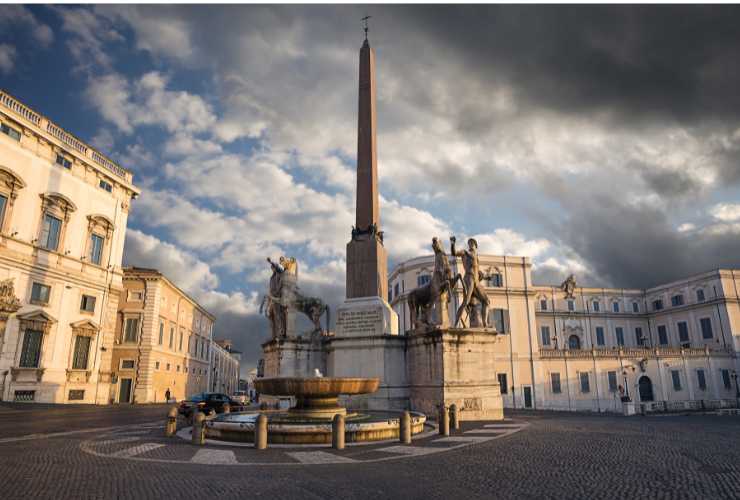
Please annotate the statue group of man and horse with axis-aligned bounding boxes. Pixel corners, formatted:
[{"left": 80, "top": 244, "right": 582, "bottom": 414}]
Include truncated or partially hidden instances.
[
  {"left": 407, "top": 236, "right": 492, "bottom": 330},
  {"left": 260, "top": 256, "right": 329, "bottom": 339}
]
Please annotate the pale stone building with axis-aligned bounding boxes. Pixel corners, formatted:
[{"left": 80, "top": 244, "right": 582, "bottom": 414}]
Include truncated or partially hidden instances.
[
  {"left": 210, "top": 339, "right": 240, "bottom": 396},
  {"left": 389, "top": 255, "right": 740, "bottom": 413},
  {"left": 0, "top": 90, "right": 139, "bottom": 403},
  {"left": 111, "top": 267, "right": 215, "bottom": 403}
]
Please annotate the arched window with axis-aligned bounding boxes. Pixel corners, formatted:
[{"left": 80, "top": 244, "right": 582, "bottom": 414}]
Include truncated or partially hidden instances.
[
  {"left": 568, "top": 334, "right": 581, "bottom": 350},
  {"left": 0, "top": 165, "right": 26, "bottom": 235}
]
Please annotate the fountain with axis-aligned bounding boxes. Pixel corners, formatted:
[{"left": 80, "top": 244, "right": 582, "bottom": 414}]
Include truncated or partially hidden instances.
[{"left": 204, "top": 376, "right": 427, "bottom": 445}]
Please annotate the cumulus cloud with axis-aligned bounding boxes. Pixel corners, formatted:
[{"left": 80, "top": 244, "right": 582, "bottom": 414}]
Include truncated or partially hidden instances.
[
  {"left": 0, "top": 43, "right": 15, "bottom": 74},
  {"left": 710, "top": 203, "right": 740, "bottom": 222},
  {"left": 0, "top": 6, "right": 53, "bottom": 46}
]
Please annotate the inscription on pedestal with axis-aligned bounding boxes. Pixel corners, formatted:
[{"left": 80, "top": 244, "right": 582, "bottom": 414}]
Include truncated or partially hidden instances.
[{"left": 337, "top": 308, "right": 382, "bottom": 336}]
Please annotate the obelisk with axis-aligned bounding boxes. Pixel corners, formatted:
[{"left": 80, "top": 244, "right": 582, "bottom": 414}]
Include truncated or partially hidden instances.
[{"left": 346, "top": 34, "right": 388, "bottom": 301}]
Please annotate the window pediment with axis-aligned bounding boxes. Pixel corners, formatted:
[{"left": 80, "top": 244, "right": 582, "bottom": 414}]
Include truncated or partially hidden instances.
[
  {"left": 87, "top": 214, "right": 115, "bottom": 232},
  {"left": 40, "top": 192, "right": 77, "bottom": 216},
  {"left": 70, "top": 319, "right": 100, "bottom": 336},
  {"left": 0, "top": 165, "right": 26, "bottom": 192},
  {"left": 17, "top": 309, "right": 57, "bottom": 333}
]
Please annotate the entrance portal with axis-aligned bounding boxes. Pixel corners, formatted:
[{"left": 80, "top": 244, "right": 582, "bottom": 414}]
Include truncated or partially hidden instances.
[
  {"left": 638, "top": 376, "right": 654, "bottom": 402},
  {"left": 119, "top": 378, "right": 132, "bottom": 403}
]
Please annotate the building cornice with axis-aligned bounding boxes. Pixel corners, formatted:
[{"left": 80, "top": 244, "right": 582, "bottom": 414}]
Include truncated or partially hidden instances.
[{"left": 0, "top": 89, "right": 139, "bottom": 195}]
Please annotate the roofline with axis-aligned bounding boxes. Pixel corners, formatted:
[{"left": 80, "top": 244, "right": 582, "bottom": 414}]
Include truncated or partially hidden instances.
[
  {"left": 123, "top": 266, "right": 216, "bottom": 321},
  {"left": 0, "top": 88, "right": 139, "bottom": 192}
]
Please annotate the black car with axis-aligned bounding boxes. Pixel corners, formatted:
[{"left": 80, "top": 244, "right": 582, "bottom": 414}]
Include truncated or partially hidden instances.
[{"left": 179, "top": 392, "right": 244, "bottom": 418}]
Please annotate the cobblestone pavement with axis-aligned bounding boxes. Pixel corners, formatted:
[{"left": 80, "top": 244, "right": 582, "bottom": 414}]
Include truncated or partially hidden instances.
[{"left": 1, "top": 404, "right": 739, "bottom": 500}]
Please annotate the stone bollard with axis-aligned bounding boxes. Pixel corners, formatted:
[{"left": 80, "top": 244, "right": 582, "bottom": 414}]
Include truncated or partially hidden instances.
[
  {"left": 438, "top": 405, "right": 450, "bottom": 436},
  {"left": 399, "top": 411, "right": 412, "bottom": 445},
  {"left": 255, "top": 414, "right": 268, "bottom": 450},
  {"left": 192, "top": 412, "right": 206, "bottom": 445},
  {"left": 223, "top": 403, "right": 231, "bottom": 414},
  {"left": 332, "top": 414, "right": 345, "bottom": 450},
  {"left": 449, "top": 404, "right": 459, "bottom": 431},
  {"left": 165, "top": 405, "right": 178, "bottom": 437}
]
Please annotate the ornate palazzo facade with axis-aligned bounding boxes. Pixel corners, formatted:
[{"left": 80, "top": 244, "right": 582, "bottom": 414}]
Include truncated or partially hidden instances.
[
  {"left": 390, "top": 256, "right": 740, "bottom": 413},
  {"left": 0, "top": 90, "right": 140, "bottom": 403}
]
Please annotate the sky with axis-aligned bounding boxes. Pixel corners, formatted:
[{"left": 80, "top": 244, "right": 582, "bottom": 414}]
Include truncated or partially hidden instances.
[{"left": 2, "top": 5, "right": 740, "bottom": 370}]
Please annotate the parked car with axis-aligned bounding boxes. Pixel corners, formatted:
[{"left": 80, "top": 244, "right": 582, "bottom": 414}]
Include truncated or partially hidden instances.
[
  {"left": 178, "top": 392, "right": 245, "bottom": 418},
  {"left": 231, "top": 391, "right": 248, "bottom": 404}
]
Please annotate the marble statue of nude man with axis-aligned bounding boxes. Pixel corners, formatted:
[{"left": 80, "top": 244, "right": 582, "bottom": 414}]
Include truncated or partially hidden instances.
[{"left": 450, "top": 236, "right": 490, "bottom": 328}]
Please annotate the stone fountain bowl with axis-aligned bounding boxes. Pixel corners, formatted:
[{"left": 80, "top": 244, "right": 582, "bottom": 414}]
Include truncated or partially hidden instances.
[
  {"left": 254, "top": 377, "right": 380, "bottom": 398},
  {"left": 254, "top": 377, "right": 380, "bottom": 419}
]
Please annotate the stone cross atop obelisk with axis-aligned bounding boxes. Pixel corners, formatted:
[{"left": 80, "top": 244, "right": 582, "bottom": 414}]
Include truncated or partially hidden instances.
[{"left": 346, "top": 28, "right": 388, "bottom": 301}]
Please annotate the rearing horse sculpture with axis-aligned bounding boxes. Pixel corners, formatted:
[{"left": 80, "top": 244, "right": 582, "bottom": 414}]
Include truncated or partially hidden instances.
[{"left": 407, "top": 237, "right": 465, "bottom": 329}]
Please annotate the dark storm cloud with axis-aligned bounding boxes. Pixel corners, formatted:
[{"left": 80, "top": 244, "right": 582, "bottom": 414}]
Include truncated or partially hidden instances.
[
  {"left": 539, "top": 181, "right": 740, "bottom": 289},
  {"left": 400, "top": 5, "right": 740, "bottom": 124}
]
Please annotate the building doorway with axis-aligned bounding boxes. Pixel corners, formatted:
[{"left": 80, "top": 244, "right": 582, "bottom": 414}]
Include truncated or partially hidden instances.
[
  {"left": 523, "top": 386, "right": 533, "bottom": 408},
  {"left": 638, "top": 376, "right": 654, "bottom": 402},
  {"left": 119, "top": 378, "right": 133, "bottom": 403}
]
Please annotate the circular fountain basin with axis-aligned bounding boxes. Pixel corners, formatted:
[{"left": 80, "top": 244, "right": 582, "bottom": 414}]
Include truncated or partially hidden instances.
[
  {"left": 255, "top": 377, "right": 380, "bottom": 419},
  {"left": 205, "top": 410, "right": 427, "bottom": 445}
]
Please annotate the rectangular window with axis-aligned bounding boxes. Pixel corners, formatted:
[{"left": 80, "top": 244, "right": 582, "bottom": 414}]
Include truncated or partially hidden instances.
[
  {"left": 178, "top": 330, "right": 184, "bottom": 351},
  {"left": 417, "top": 274, "right": 430, "bottom": 287},
  {"left": 55, "top": 153, "right": 72, "bottom": 169},
  {"left": 635, "top": 327, "right": 645, "bottom": 346},
  {"left": 595, "top": 327, "right": 605, "bottom": 346},
  {"left": 592, "top": 301, "right": 600, "bottom": 312},
  {"left": 551, "top": 372, "right": 562, "bottom": 394},
  {"left": 497, "top": 373, "right": 508, "bottom": 394},
  {"left": 89, "top": 233, "right": 104, "bottom": 265},
  {"left": 550, "top": 372, "right": 562, "bottom": 394},
  {"left": 678, "top": 322, "right": 690, "bottom": 343},
  {"left": 31, "top": 282, "right": 51, "bottom": 304},
  {"left": 72, "top": 335, "right": 91, "bottom": 370},
  {"left": 169, "top": 327, "right": 174, "bottom": 348},
  {"left": 608, "top": 371, "right": 618, "bottom": 392},
  {"left": 671, "top": 370, "right": 681, "bottom": 391},
  {"left": 394, "top": 283, "right": 399, "bottom": 298},
  {"left": 721, "top": 369, "right": 731, "bottom": 390},
  {"left": 0, "top": 193, "right": 7, "bottom": 228},
  {"left": 579, "top": 372, "right": 590, "bottom": 393},
  {"left": 612, "top": 302, "right": 619, "bottom": 313},
  {"left": 696, "top": 289, "right": 705, "bottom": 302},
  {"left": 540, "top": 299, "right": 547, "bottom": 311},
  {"left": 80, "top": 294, "right": 96, "bottom": 313},
  {"left": 1, "top": 122, "right": 21, "bottom": 141},
  {"left": 540, "top": 326, "right": 551, "bottom": 346},
  {"left": 632, "top": 302, "right": 639, "bottom": 313},
  {"left": 14, "top": 390, "right": 35, "bottom": 402},
  {"left": 658, "top": 325, "right": 668, "bottom": 345},
  {"left": 699, "top": 318, "right": 713, "bottom": 340},
  {"left": 39, "top": 213, "right": 62, "bottom": 251},
  {"left": 166, "top": 363, "right": 170, "bottom": 371},
  {"left": 567, "top": 300, "right": 575, "bottom": 312},
  {"left": 671, "top": 295, "right": 684, "bottom": 307},
  {"left": 121, "top": 359, "right": 135, "bottom": 369},
  {"left": 615, "top": 327, "right": 624, "bottom": 346},
  {"left": 129, "top": 291, "right": 143, "bottom": 301},
  {"left": 491, "top": 309, "right": 507, "bottom": 333},
  {"left": 653, "top": 299, "right": 663, "bottom": 311},
  {"left": 19, "top": 330, "right": 43, "bottom": 368},
  {"left": 158, "top": 321, "right": 164, "bottom": 345},
  {"left": 99, "top": 179, "right": 113, "bottom": 192},
  {"left": 68, "top": 390, "right": 85, "bottom": 401},
  {"left": 697, "top": 369, "right": 707, "bottom": 391},
  {"left": 123, "top": 318, "right": 139, "bottom": 343},
  {"left": 487, "top": 274, "right": 503, "bottom": 287},
  {"left": 155, "top": 361, "right": 160, "bottom": 370}
]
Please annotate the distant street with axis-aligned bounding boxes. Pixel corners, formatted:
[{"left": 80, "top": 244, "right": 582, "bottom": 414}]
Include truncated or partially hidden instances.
[{"left": 1, "top": 405, "right": 739, "bottom": 499}]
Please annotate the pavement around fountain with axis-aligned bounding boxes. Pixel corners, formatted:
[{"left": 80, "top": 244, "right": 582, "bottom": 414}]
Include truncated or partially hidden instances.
[
  {"left": 3, "top": 403, "right": 740, "bottom": 499},
  {"left": 78, "top": 417, "right": 529, "bottom": 465}
]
